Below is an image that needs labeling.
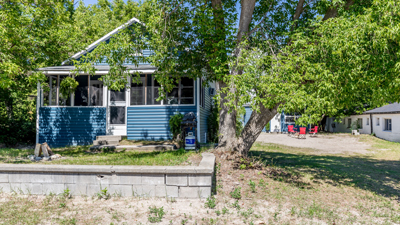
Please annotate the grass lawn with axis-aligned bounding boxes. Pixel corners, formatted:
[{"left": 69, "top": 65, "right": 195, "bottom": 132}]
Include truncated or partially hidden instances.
[{"left": 0, "top": 146, "right": 202, "bottom": 166}]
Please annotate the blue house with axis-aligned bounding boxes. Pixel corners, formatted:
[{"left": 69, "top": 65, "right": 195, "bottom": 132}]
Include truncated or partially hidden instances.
[{"left": 35, "top": 17, "right": 215, "bottom": 147}]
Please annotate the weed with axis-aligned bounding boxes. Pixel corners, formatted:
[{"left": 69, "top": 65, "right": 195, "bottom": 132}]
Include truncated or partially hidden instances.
[
  {"left": 258, "top": 179, "right": 266, "bottom": 187},
  {"left": 239, "top": 174, "right": 244, "bottom": 180},
  {"left": 97, "top": 187, "right": 111, "bottom": 200},
  {"left": 181, "top": 219, "right": 188, "bottom": 224},
  {"left": 215, "top": 210, "right": 221, "bottom": 216},
  {"left": 230, "top": 187, "right": 242, "bottom": 199},
  {"left": 222, "top": 206, "right": 229, "bottom": 214},
  {"left": 240, "top": 208, "right": 254, "bottom": 219},
  {"left": 148, "top": 206, "right": 165, "bottom": 223},
  {"left": 62, "top": 188, "right": 71, "bottom": 199},
  {"left": 232, "top": 200, "right": 241, "bottom": 210},
  {"left": 59, "top": 202, "right": 66, "bottom": 208},
  {"left": 248, "top": 180, "right": 256, "bottom": 193},
  {"left": 239, "top": 164, "right": 246, "bottom": 170},
  {"left": 60, "top": 217, "right": 77, "bottom": 225},
  {"left": 205, "top": 196, "right": 216, "bottom": 209}
]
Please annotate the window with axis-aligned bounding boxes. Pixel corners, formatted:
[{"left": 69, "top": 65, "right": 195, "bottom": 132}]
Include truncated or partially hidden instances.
[
  {"left": 366, "top": 118, "right": 369, "bottom": 126},
  {"left": 347, "top": 118, "right": 352, "bottom": 128},
  {"left": 384, "top": 119, "right": 392, "bottom": 131},
  {"left": 357, "top": 118, "right": 363, "bottom": 129},
  {"left": 376, "top": 118, "right": 380, "bottom": 126},
  {"left": 130, "top": 75, "right": 194, "bottom": 105}
]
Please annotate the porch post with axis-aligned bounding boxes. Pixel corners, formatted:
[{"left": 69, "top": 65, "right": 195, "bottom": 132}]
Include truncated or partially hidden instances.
[
  {"left": 36, "top": 82, "right": 40, "bottom": 145},
  {"left": 56, "top": 75, "right": 60, "bottom": 106},
  {"left": 196, "top": 78, "right": 200, "bottom": 143}
]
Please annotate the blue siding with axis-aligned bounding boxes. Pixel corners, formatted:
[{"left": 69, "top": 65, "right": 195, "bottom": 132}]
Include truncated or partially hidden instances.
[
  {"left": 127, "top": 106, "right": 197, "bottom": 140},
  {"left": 39, "top": 107, "right": 106, "bottom": 147}
]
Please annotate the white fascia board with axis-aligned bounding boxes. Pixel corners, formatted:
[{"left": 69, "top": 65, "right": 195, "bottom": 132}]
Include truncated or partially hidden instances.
[
  {"left": 42, "top": 69, "right": 155, "bottom": 75},
  {"left": 62, "top": 17, "right": 143, "bottom": 65}
]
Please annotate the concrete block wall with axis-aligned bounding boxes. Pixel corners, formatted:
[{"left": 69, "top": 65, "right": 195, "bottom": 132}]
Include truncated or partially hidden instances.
[{"left": 0, "top": 153, "right": 215, "bottom": 199}]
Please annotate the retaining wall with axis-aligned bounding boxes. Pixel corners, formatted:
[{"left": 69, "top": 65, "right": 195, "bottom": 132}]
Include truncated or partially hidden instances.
[{"left": 0, "top": 153, "right": 215, "bottom": 199}]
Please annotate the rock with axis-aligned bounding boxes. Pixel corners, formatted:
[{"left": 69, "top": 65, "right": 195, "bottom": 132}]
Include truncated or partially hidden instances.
[
  {"left": 255, "top": 221, "right": 265, "bottom": 225},
  {"left": 50, "top": 154, "right": 61, "bottom": 160},
  {"left": 34, "top": 144, "right": 42, "bottom": 157},
  {"left": 35, "top": 157, "right": 42, "bottom": 161},
  {"left": 28, "top": 155, "right": 35, "bottom": 161},
  {"left": 42, "top": 157, "right": 50, "bottom": 161}
]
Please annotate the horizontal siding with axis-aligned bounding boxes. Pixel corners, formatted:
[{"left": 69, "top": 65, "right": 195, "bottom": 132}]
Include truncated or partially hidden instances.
[
  {"left": 127, "top": 106, "right": 197, "bottom": 140},
  {"left": 39, "top": 107, "right": 106, "bottom": 147},
  {"left": 199, "top": 86, "right": 213, "bottom": 143}
]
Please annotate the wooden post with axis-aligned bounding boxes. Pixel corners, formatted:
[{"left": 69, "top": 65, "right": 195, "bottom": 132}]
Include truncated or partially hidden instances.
[
  {"left": 88, "top": 75, "right": 91, "bottom": 106},
  {"left": 56, "top": 75, "right": 60, "bottom": 106},
  {"left": 49, "top": 77, "right": 52, "bottom": 106}
]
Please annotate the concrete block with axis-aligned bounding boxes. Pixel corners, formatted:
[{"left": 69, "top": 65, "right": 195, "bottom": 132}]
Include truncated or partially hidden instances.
[
  {"left": 65, "top": 183, "right": 87, "bottom": 196},
  {"left": 42, "top": 184, "right": 65, "bottom": 195},
  {"left": 118, "top": 174, "right": 141, "bottom": 185},
  {"left": 0, "top": 183, "right": 10, "bottom": 193},
  {"left": 86, "top": 184, "right": 109, "bottom": 197},
  {"left": 166, "top": 166, "right": 196, "bottom": 174},
  {"left": 73, "top": 174, "right": 99, "bottom": 184},
  {"left": 109, "top": 185, "right": 133, "bottom": 197},
  {"left": 189, "top": 175, "right": 212, "bottom": 186},
  {"left": 166, "top": 175, "right": 187, "bottom": 186},
  {"left": 31, "top": 173, "right": 53, "bottom": 183},
  {"left": 155, "top": 185, "right": 179, "bottom": 198},
  {"left": 9, "top": 183, "right": 22, "bottom": 194},
  {"left": 141, "top": 166, "right": 166, "bottom": 174},
  {"left": 142, "top": 174, "right": 164, "bottom": 185},
  {"left": 0, "top": 173, "right": 8, "bottom": 183},
  {"left": 179, "top": 187, "right": 200, "bottom": 198},
  {"left": 9, "top": 173, "right": 32, "bottom": 183},
  {"left": 22, "top": 183, "right": 42, "bottom": 195},
  {"left": 112, "top": 166, "right": 142, "bottom": 174},
  {"left": 198, "top": 187, "right": 211, "bottom": 198},
  {"left": 132, "top": 185, "right": 156, "bottom": 197},
  {"left": 51, "top": 173, "right": 75, "bottom": 184},
  {"left": 97, "top": 174, "right": 119, "bottom": 185}
]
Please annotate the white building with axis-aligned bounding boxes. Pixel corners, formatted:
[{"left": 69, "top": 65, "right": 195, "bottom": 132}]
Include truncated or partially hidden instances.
[{"left": 325, "top": 103, "right": 400, "bottom": 142}]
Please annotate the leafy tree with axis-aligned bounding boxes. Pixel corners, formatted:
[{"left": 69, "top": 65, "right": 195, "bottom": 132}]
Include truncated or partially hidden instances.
[{"left": 72, "top": 0, "right": 400, "bottom": 157}]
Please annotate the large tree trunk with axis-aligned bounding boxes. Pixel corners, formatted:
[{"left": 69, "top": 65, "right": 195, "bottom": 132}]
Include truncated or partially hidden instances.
[
  {"left": 323, "top": 0, "right": 354, "bottom": 21},
  {"left": 233, "top": 103, "right": 279, "bottom": 156}
]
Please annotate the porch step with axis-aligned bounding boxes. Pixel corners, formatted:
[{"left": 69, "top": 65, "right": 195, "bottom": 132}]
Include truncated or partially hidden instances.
[
  {"left": 96, "top": 135, "right": 123, "bottom": 141},
  {"left": 90, "top": 145, "right": 176, "bottom": 151},
  {"left": 93, "top": 140, "right": 120, "bottom": 146}
]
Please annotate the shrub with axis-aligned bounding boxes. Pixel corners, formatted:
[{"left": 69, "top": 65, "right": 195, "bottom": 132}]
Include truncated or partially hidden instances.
[{"left": 169, "top": 112, "right": 184, "bottom": 140}]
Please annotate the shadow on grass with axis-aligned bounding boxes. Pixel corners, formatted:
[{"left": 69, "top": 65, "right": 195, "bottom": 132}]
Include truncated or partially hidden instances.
[{"left": 250, "top": 150, "right": 400, "bottom": 199}]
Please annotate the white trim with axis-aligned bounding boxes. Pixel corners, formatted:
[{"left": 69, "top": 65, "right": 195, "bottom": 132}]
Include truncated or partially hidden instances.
[
  {"left": 196, "top": 78, "right": 200, "bottom": 144},
  {"left": 40, "top": 106, "right": 106, "bottom": 108},
  {"left": 62, "top": 17, "right": 142, "bottom": 65},
  {"left": 42, "top": 70, "right": 156, "bottom": 75},
  {"left": 36, "top": 82, "right": 40, "bottom": 145},
  {"left": 49, "top": 77, "right": 52, "bottom": 106},
  {"left": 127, "top": 104, "right": 196, "bottom": 107}
]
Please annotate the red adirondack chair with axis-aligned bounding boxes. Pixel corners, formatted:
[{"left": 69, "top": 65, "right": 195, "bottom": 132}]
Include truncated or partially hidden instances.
[
  {"left": 309, "top": 126, "right": 318, "bottom": 137},
  {"left": 298, "top": 127, "right": 306, "bottom": 139},
  {"left": 287, "top": 125, "right": 295, "bottom": 136}
]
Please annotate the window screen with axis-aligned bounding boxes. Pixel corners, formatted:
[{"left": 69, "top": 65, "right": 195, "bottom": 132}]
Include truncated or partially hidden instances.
[
  {"left": 357, "top": 118, "right": 363, "bottom": 129},
  {"left": 74, "top": 75, "right": 89, "bottom": 106},
  {"left": 110, "top": 106, "right": 125, "bottom": 124},
  {"left": 110, "top": 88, "right": 126, "bottom": 101},
  {"left": 180, "top": 77, "right": 194, "bottom": 104},
  {"left": 131, "top": 76, "right": 145, "bottom": 105},
  {"left": 90, "top": 84, "right": 103, "bottom": 106},
  {"left": 347, "top": 118, "right": 351, "bottom": 128}
]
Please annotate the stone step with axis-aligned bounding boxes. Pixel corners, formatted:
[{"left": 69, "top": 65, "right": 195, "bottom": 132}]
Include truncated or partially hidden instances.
[
  {"left": 93, "top": 140, "right": 120, "bottom": 146},
  {"left": 90, "top": 145, "right": 176, "bottom": 151},
  {"left": 96, "top": 135, "right": 122, "bottom": 141}
]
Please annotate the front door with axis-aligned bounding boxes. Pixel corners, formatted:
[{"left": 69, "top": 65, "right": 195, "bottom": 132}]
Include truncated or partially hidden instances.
[{"left": 107, "top": 88, "right": 127, "bottom": 135}]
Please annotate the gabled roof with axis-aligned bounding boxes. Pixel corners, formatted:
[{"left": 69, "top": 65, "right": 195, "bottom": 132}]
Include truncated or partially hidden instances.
[
  {"left": 363, "top": 103, "right": 400, "bottom": 114},
  {"left": 62, "top": 17, "right": 142, "bottom": 65}
]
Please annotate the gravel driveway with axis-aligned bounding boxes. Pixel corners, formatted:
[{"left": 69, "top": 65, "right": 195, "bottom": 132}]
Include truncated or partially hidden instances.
[{"left": 256, "top": 133, "right": 371, "bottom": 154}]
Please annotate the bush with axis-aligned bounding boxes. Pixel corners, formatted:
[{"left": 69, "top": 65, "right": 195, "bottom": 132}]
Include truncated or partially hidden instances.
[{"left": 169, "top": 112, "right": 184, "bottom": 140}]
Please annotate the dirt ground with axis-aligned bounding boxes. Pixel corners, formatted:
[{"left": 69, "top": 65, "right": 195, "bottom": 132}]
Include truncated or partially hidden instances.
[{"left": 256, "top": 133, "right": 371, "bottom": 154}]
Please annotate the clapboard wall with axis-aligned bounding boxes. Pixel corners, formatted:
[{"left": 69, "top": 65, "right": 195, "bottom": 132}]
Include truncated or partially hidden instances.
[{"left": 39, "top": 107, "right": 106, "bottom": 147}]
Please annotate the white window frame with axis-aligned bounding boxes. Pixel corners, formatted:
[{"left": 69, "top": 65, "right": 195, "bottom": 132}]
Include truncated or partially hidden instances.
[
  {"left": 376, "top": 118, "right": 380, "bottom": 126},
  {"left": 384, "top": 118, "right": 392, "bottom": 131},
  {"left": 366, "top": 118, "right": 369, "bottom": 126},
  {"left": 357, "top": 118, "right": 363, "bottom": 129}
]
